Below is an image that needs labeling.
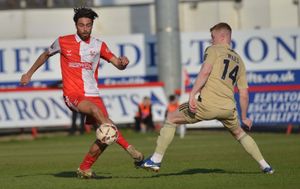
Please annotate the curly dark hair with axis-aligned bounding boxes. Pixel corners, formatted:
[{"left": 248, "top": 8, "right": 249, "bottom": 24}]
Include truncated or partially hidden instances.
[{"left": 73, "top": 7, "right": 98, "bottom": 23}]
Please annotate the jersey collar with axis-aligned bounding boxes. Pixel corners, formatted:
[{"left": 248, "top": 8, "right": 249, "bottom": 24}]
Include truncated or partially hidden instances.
[
  {"left": 75, "top": 34, "right": 82, "bottom": 43},
  {"left": 214, "top": 43, "right": 230, "bottom": 48},
  {"left": 75, "top": 34, "right": 91, "bottom": 43}
]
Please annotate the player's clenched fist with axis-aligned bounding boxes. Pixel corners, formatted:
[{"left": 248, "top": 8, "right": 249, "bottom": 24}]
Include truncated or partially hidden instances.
[
  {"left": 242, "top": 118, "right": 253, "bottom": 131},
  {"left": 20, "top": 73, "right": 31, "bottom": 86},
  {"left": 119, "top": 56, "right": 129, "bottom": 68}
]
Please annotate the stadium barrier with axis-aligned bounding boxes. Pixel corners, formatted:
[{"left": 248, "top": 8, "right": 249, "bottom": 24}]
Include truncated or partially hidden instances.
[
  {"left": 1, "top": 29, "right": 300, "bottom": 133},
  {"left": 178, "top": 84, "right": 300, "bottom": 138},
  {"left": 0, "top": 82, "right": 167, "bottom": 129}
]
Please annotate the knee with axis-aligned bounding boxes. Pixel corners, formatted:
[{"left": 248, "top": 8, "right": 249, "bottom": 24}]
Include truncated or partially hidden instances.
[
  {"left": 166, "top": 110, "right": 189, "bottom": 125},
  {"left": 166, "top": 113, "right": 175, "bottom": 124},
  {"left": 231, "top": 127, "right": 246, "bottom": 140}
]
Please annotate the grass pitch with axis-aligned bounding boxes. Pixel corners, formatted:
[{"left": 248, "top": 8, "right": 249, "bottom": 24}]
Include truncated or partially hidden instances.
[{"left": 0, "top": 129, "right": 299, "bottom": 189}]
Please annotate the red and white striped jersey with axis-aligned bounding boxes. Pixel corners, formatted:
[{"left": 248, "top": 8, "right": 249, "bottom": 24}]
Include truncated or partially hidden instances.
[{"left": 48, "top": 34, "right": 115, "bottom": 97}]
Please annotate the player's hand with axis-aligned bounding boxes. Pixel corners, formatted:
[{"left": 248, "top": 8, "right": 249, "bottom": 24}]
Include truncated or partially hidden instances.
[
  {"left": 119, "top": 56, "right": 129, "bottom": 69},
  {"left": 188, "top": 94, "right": 197, "bottom": 113},
  {"left": 242, "top": 118, "right": 253, "bottom": 131},
  {"left": 20, "top": 73, "right": 31, "bottom": 86}
]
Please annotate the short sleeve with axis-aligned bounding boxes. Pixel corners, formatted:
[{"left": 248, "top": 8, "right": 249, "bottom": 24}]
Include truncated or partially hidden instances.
[
  {"left": 203, "top": 46, "right": 217, "bottom": 65},
  {"left": 48, "top": 38, "right": 60, "bottom": 56},
  {"left": 100, "top": 42, "right": 115, "bottom": 62}
]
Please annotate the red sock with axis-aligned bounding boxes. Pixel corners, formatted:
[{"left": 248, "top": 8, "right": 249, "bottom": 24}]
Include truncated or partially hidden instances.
[
  {"left": 79, "top": 153, "right": 97, "bottom": 170},
  {"left": 116, "top": 130, "right": 130, "bottom": 149}
]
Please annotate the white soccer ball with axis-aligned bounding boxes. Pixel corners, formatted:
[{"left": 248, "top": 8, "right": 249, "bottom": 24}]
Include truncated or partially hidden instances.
[{"left": 96, "top": 123, "right": 119, "bottom": 145}]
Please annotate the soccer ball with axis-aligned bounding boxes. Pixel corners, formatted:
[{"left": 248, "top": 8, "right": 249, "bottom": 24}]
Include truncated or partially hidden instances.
[{"left": 96, "top": 123, "right": 119, "bottom": 145}]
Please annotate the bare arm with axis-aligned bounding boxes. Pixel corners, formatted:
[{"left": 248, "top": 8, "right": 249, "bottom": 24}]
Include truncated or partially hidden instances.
[
  {"left": 20, "top": 51, "right": 51, "bottom": 85},
  {"left": 239, "top": 88, "right": 253, "bottom": 130},
  {"left": 188, "top": 63, "right": 213, "bottom": 112},
  {"left": 109, "top": 56, "right": 129, "bottom": 70}
]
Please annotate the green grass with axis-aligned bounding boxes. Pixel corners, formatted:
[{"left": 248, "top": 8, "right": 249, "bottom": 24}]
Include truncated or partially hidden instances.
[{"left": 0, "top": 129, "right": 299, "bottom": 189}]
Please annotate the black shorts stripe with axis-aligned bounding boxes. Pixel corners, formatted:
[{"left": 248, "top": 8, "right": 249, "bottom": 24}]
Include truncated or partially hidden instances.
[{"left": 179, "top": 102, "right": 189, "bottom": 111}]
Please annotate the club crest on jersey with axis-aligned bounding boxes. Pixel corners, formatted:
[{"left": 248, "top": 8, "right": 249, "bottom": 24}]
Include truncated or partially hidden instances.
[{"left": 89, "top": 50, "right": 96, "bottom": 57}]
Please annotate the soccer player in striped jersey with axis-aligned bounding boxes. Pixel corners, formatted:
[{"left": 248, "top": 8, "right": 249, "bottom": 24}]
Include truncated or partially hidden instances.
[{"left": 20, "top": 7, "right": 143, "bottom": 179}]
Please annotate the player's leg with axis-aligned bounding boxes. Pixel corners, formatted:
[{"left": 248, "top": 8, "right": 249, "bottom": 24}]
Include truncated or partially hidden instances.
[
  {"left": 78, "top": 98, "right": 129, "bottom": 149},
  {"left": 140, "top": 102, "right": 196, "bottom": 171},
  {"left": 81, "top": 97, "right": 144, "bottom": 163},
  {"left": 221, "top": 109, "right": 274, "bottom": 174},
  {"left": 77, "top": 140, "right": 107, "bottom": 178},
  {"left": 77, "top": 99, "right": 110, "bottom": 124},
  {"left": 231, "top": 127, "right": 274, "bottom": 174},
  {"left": 64, "top": 96, "right": 111, "bottom": 178},
  {"left": 113, "top": 122, "right": 144, "bottom": 162},
  {"left": 154, "top": 109, "right": 189, "bottom": 158},
  {"left": 75, "top": 100, "right": 109, "bottom": 178}
]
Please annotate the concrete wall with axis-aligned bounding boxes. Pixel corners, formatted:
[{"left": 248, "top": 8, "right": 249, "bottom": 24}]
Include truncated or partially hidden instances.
[{"left": 0, "top": 0, "right": 298, "bottom": 40}]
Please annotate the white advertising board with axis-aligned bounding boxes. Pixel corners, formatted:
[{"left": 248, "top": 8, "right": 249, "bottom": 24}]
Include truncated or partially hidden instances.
[
  {"left": 0, "top": 34, "right": 146, "bottom": 86},
  {"left": 0, "top": 83, "right": 167, "bottom": 128}
]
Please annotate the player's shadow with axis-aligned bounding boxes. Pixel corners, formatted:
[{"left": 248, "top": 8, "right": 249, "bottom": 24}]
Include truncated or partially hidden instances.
[
  {"left": 16, "top": 168, "right": 258, "bottom": 180},
  {"left": 151, "top": 168, "right": 258, "bottom": 177},
  {"left": 53, "top": 171, "right": 113, "bottom": 179},
  {"left": 52, "top": 168, "right": 225, "bottom": 179},
  {"left": 154, "top": 168, "right": 225, "bottom": 177}
]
